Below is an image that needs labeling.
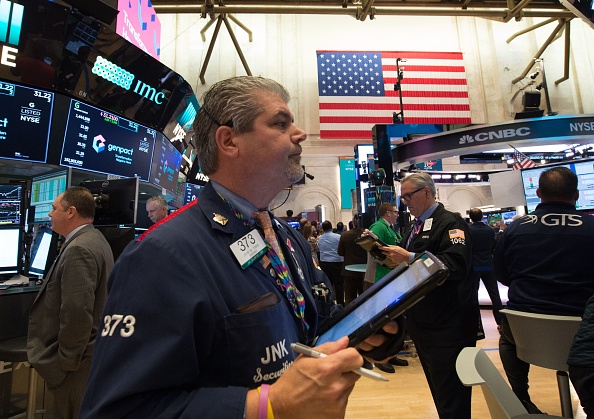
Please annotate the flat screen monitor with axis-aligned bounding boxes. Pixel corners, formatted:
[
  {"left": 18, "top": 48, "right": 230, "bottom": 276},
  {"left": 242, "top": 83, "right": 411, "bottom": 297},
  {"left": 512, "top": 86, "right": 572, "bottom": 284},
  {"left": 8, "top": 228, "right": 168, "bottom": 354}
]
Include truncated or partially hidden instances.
[
  {"left": 183, "top": 183, "right": 203, "bottom": 206},
  {"left": 0, "top": 184, "right": 24, "bottom": 226},
  {"left": 81, "top": 177, "right": 139, "bottom": 226},
  {"left": 60, "top": 99, "right": 156, "bottom": 181},
  {"left": 501, "top": 211, "right": 517, "bottom": 224},
  {"left": 96, "top": 226, "right": 135, "bottom": 261},
  {"left": 521, "top": 161, "right": 594, "bottom": 212},
  {"left": 30, "top": 169, "right": 71, "bottom": 223},
  {"left": 0, "top": 81, "right": 54, "bottom": 163},
  {"left": 354, "top": 144, "right": 375, "bottom": 213},
  {"left": 28, "top": 226, "right": 57, "bottom": 278},
  {"left": 0, "top": 227, "right": 21, "bottom": 276},
  {"left": 149, "top": 135, "right": 182, "bottom": 194},
  {"left": 58, "top": 9, "right": 187, "bottom": 132}
]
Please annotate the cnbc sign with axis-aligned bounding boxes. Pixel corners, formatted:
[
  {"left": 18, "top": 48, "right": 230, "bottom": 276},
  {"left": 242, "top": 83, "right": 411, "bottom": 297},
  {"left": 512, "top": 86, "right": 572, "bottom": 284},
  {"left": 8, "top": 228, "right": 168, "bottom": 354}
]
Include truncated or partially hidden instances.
[
  {"left": 92, "top": 56, "right": 167, "bottom": 104},
  {"left": 0, "top": 0, "right": 23, "bottom": 68}
]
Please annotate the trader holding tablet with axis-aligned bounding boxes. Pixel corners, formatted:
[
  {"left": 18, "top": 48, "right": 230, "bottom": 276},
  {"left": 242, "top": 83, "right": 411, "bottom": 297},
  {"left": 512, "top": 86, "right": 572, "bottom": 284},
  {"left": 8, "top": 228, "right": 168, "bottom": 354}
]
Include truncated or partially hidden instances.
[
  {"left": 80, "top": 77, "right": 402, "bottom": 419},
  {"left": 380, "top": 172, "right": 476, "bottom": 419}
]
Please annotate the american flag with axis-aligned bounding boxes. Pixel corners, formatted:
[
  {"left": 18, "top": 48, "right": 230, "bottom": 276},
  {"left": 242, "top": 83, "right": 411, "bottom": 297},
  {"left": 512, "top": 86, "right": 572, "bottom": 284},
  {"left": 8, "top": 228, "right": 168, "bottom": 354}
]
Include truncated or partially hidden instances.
[
  {"left": 512, "top": 148, "right": 538, "bottom": 170},
  {"left": 316, "top": 51, "right": 471, "bottom": 139}
]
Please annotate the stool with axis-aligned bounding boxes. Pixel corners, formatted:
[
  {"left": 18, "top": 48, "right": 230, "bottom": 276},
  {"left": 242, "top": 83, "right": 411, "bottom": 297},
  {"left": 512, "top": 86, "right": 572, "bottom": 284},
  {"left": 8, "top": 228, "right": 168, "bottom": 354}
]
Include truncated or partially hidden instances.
[{"left": 0, "top": 336, "right": 44, "bottom": 419}]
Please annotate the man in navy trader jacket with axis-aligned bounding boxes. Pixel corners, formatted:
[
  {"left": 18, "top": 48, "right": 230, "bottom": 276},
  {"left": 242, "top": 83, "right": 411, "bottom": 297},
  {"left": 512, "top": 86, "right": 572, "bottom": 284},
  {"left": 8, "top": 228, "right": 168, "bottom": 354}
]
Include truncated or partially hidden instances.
[
  {"left": 80, "top": 76, "right": 402, "bottom": 419},
  {"left": 494, "top": 166, "right": 594, "bottom": 413}
]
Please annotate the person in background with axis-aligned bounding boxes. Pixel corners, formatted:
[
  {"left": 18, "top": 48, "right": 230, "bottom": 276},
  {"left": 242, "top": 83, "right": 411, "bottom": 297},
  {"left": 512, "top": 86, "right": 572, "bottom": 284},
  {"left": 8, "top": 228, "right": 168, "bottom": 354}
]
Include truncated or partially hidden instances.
[
  {"left": 380, "top": 173, "right": 476, "bottom": 419},
  {"left": 27, "top": 186, "right": 114, "bottom": 419},
  {"left": 318, "top": 220, "right": 345, "bottom": 306},
  {"left": 337, "top": 216, "right": 367, "bottom": 305},
  {"left": 567, "top": 291, "right": 594, "bottom": 418},
  {"left": 369, "top": 202, "right": 401, "bottom": 284},
  {"left": 493, "top": 166, "right": 594, "bottom": 414},
  {"left": 302, "top": 221, "right": 320, "bottom": 267},
  {"left": 80, "top": 76, "right": 401, "bottom": 419},
  {"left": 334, "top": 221, "right": 345, "bottom": 234},
  {"left": 146, "top": 195, "right": 168, "bottom": 224},
  {"left": 468, "top": 207, "right": 503, "bottom": 327},
  {"left": 369, "top": 202, "right": 407, "bottom": 374},
  {"left": 311, "top": 220, "right": 319, "bottom": 238}
]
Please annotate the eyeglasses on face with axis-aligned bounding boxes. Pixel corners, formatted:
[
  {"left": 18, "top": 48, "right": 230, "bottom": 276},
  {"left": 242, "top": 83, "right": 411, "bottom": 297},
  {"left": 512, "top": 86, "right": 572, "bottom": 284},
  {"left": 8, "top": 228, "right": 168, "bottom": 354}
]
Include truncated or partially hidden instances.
[{"left": 400, "top": 187, "right": 425, "bottom": 203}]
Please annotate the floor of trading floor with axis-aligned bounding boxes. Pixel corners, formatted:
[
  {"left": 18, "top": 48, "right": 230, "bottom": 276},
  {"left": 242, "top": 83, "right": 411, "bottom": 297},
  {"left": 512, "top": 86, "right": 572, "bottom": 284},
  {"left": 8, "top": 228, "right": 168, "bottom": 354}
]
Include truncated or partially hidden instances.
[{"left": 345, "top": 309, "right": 586, "bottom": 419}]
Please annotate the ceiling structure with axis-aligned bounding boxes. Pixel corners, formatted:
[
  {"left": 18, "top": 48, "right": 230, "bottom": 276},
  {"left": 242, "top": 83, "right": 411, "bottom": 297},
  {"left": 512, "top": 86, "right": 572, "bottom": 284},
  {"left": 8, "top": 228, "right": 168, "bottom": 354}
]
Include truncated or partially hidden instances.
[
  {"left": 150, "top": 0, "right": 574, "bottom": 22},
  {"left": 151, "top": 0, "right": 576, "bottom": 86}
]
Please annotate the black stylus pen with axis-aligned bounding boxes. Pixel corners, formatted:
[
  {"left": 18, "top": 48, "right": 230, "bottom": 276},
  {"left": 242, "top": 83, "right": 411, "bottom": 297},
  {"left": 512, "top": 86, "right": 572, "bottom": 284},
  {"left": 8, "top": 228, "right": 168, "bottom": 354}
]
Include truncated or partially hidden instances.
[{"left": 290, "top": 342, "right": 389, "bottom": 382}]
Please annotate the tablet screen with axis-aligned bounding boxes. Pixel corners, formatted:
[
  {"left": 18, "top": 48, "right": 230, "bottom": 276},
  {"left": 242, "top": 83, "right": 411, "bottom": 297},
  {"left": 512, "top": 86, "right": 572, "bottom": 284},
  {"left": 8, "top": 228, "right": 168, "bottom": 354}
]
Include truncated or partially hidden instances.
[{"left": 315, "top": 256, "right": 437, "bottom": 346}]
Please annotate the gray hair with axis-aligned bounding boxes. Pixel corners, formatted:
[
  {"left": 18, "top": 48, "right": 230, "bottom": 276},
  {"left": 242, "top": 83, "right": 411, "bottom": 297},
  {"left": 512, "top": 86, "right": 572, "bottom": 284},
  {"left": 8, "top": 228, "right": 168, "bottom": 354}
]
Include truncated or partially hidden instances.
[
  {"left": 401, "top": 172, "right": 437, "bottom": 198},
  {"left": 146, "top": 195, "right": 167, "bottom": 209},
  {"left": 193, "top": 76, "right": 291, "bottom": 175}
]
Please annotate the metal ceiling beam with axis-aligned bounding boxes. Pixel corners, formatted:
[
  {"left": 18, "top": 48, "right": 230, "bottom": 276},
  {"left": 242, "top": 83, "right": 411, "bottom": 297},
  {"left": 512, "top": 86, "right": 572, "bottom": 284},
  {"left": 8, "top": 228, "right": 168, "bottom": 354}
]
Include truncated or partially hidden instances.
[
  {"left": 509, "top": 18, "right": 568, "bottom": 83},
  {"left": 153, "top": 4, "right": 573, "bottom": 20}
]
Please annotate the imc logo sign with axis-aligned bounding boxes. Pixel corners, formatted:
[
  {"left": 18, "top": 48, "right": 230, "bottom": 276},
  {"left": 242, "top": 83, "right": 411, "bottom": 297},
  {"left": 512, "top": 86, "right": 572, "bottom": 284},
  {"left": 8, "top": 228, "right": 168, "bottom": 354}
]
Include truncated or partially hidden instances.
[
  {"left": 0, "top": 0, "right": 23, "bottom": 67},
  {"left": 92, "top": 56, "right": 168, "bottom": 105}
]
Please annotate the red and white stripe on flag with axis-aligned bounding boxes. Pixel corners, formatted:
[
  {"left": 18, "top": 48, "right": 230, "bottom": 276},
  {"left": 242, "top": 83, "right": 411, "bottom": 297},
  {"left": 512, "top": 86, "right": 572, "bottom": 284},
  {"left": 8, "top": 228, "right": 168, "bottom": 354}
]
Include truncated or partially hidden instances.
[{"left": 317, "top": 51, "right": 471, "bottom": 139}]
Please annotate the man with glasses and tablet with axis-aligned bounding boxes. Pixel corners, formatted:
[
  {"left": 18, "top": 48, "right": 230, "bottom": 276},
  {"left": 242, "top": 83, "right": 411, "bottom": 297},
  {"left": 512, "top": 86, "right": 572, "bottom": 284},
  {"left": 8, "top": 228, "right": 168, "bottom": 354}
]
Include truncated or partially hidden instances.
[{"left": 379, "top": 172, "right": 477, "bottom": 419}]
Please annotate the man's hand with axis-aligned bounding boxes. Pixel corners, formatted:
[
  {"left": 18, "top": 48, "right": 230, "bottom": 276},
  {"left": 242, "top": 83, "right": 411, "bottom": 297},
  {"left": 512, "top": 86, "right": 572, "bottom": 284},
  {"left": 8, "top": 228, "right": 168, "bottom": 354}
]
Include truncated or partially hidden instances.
[
  {"left": 357, "top": 320, "right": 400, "bottom": 363},
  {"left": 265, "top": 337, "right": 361, "bottom": 418},
  {"left": 379, "top": 245, "right": 410, "bottom": 265}
]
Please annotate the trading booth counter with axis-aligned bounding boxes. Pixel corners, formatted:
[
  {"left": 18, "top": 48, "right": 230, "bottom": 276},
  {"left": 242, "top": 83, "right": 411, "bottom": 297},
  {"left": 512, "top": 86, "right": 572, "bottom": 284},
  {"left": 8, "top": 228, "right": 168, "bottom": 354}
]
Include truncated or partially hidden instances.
[
  {"left": 0, "top": 284, "right": 39, "bottom": 341},
  {"left": 0, "top": 284, "right": 43, "bottom": 417}
]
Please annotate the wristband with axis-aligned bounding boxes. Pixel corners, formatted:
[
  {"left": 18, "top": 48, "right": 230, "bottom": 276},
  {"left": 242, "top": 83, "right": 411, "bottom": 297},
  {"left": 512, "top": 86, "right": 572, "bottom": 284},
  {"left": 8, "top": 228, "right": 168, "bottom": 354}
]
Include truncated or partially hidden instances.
[{"left": 257, "top": 384, "right": 273, "bottom": 419}]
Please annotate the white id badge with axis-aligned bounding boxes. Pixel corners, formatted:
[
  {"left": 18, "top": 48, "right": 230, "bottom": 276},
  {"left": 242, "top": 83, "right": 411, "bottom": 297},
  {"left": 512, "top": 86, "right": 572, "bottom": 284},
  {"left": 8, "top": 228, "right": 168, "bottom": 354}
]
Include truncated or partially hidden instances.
[{"left": 230, "top": 230, "right": 268, "bottom": 269}]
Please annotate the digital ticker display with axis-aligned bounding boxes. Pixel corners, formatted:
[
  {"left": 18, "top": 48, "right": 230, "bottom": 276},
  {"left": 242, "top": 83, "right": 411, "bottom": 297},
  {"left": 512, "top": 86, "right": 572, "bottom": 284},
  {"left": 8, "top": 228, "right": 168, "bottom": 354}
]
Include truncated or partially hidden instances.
[
  {"left": 0, "top": 81, "right": 54, "bottom": 163},
  {"left": 0, "top": 184, "right": 23, "bottom": 226},
  {"left": 149, "top": 135, "right": 182, "bottom": 194},
  {"left": 60, "top": 100, "right": 156, "bottom": 181},
  {"left": 183, "top": 183, "right": 202, "bottom": 206}
]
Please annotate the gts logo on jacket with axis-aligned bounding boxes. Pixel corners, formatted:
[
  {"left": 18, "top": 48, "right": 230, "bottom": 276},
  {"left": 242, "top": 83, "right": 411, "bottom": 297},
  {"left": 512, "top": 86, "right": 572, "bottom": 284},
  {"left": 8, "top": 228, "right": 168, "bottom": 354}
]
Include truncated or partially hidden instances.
[{"left": 521, "top": 213, "right": 583, "bottom": 226}]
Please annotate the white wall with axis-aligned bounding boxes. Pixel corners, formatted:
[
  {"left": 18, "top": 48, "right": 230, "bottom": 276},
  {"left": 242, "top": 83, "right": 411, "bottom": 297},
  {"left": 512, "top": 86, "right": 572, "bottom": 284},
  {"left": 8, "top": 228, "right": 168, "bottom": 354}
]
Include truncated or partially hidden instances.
[{"left": 158, "top": 13, "right": 594, "bottom": 223}]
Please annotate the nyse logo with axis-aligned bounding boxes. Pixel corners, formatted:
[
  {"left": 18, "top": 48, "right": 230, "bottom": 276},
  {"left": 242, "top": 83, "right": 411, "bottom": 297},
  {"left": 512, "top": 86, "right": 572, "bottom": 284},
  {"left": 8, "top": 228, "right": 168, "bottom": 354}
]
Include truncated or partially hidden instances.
[
  {"left": 93, "top": 135, "right": 106, "bottom": 153},
  {"left": 0, "top": 0, "right": 23, "bottom": 68}
]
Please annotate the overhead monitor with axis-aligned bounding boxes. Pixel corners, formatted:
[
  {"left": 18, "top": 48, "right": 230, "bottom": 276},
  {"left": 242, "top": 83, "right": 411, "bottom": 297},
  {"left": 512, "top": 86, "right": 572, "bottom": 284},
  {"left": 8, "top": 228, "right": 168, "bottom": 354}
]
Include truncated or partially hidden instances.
[
  {"left": 30, "top": 168, "right": 71, "bottom": 223},
  {"left": 0, "top": 81, "right": 54, "bottom": 163},
  {"left": 0, "top": 184, "right": 24, "bottom": 226},
  {"left": 58, "top": 9, "right": 188, "bottom": 132},
  {"left": 149, "top": 135, "right": 182, "bottom": 194},
  {"left": 81, "top": 177, "right": 139, "bottom": 226},
  {"left": 0, "top": 227, "right": 22, "bottom": 276},
  {"left": 183, "top": 183, "right": 203, "bottom": 206},
  {"left": 60, "top": 99, "right": 156, "bottom": 181}
]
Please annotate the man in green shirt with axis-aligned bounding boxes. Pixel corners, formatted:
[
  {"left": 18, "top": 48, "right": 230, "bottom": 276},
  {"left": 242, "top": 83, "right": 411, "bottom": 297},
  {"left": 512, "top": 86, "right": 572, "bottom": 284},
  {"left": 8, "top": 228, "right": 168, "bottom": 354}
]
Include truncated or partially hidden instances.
[
  {"left": 369, "top": 202, "right": 402, "bottom": 283},
  {"left": 369, "top": 202, "right": 406, "bottom": 373}
]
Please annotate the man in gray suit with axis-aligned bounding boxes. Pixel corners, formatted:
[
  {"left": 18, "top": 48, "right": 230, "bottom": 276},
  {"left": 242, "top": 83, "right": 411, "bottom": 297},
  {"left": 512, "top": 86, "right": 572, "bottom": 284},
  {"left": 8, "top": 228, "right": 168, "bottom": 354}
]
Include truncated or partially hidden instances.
[{"left": 27, "top": 186, "right": 114, "bottom": 419}]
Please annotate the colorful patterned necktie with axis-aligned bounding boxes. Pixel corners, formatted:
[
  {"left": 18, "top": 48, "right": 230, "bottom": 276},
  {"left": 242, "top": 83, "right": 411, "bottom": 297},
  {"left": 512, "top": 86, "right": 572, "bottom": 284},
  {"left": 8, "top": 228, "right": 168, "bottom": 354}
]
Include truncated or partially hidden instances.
[
  {"left": 406, "top": 218, "right": 424, "bottom": 250},
  {"left": 253, "top": 210, "right": 308, "bottom": 330}
]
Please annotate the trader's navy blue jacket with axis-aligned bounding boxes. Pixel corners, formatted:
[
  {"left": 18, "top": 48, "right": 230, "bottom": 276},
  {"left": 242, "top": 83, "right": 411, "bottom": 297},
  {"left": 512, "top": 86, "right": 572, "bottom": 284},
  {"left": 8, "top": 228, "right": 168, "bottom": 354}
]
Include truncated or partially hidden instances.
[
  {"left": 493, "top": 202, "right": 594, "bottom": 316},
  {"left": 79, "top": 182, "right": 330, "bottom": 418}
]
